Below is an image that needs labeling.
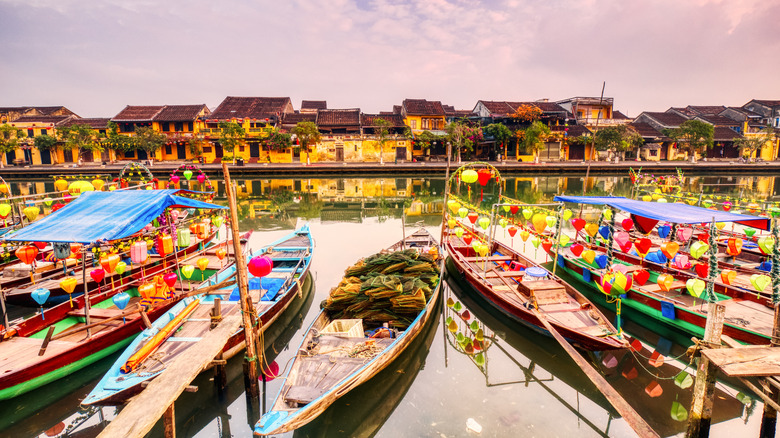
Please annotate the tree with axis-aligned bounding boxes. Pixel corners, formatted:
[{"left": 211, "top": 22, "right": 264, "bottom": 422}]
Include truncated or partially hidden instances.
[
  {"left": 373, "top": 118, "right": 391, "bottom": 164},
  {"left": 188, "top": 136, "right": 207, "bottom": 158},
  {"left": 414, "top": 130, "right": 446, "bottom": 152},
  {"left": 519, "top": 121, "right": 551, "bottom": 158},
  {"left": 265, "top": 130, "right": 292, "bottom": 162},
  {"left": 594, "top": 125, "right": 643, "bottom": 158},
  {"left": 734, "top": 127, "right": 773, "bottom": 160},
  {"left": 34, "top": 134, "right": 58, "bottom": 164},
  {"left": 509, "top": 104, "right": 542, "bottom": 122},
  {"left": 0, "top": 125, "right": 24, "bottom": 167},
  {"left": 58, "top": 124, "right": 102, "bottom": 162},
  {"left": 291, "top": 121, "right": 321, "bottom": 165},
  {"left": 133, "top": 126, "right": 166, "bottom": 161},
  {"left": 105, "top": 121, "right": 135, "bottom": 155},
  {"left": 217, "top": 121, "right": 245, "bottom": 164},
  {"left": 663, "top": 120, "right": 714, "bottom": 160},
  {"left": 485, "top": 123, "right": 513, "bottom": 160},
  {"left": 446, "top": 119, "right": 483, "bottom": 162}
]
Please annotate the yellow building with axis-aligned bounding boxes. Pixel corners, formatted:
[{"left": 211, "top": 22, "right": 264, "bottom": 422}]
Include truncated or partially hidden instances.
[{"left": 4, "top": 114, "right": 112, "bottom": 165}]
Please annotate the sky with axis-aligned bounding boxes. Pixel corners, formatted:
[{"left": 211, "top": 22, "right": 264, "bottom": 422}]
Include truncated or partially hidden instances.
[{"left": 1, "top": 0, "right": 778, "bottom": 118}]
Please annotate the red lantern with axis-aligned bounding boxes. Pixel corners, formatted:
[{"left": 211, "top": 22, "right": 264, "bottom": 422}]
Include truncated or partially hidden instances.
[
  {"left": 34, "top": 241, "right": 47, "bottom": 250},
  {"left": 15, "top": 245, "right": 38, "bottom": 264},
  {"left": 621, "top": 218, "right": 634, "bottom": 232},
  {"left": 571, "top": 218, "right": 586, "bottom": 231},
  {"left": 90, "top": 268, "right": 105, "bottom": 283},
  {"left": 477, "top": 169, "right": 491, "bottom": 186},
  {"left": 507, "top": 226, "right": 518, "bottom": 237},
  {"left": 467, "top": 212, "right": 479, "bottom": 224},
  {"left": 248, "top": 256, "right": 273, "bottom": 277},
  {"left": 510, "top": 205, "right": 519, "bottom": 215}
]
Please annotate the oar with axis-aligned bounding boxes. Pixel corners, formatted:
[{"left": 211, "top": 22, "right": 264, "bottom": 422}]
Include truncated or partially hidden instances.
[{"left": 489, "top": 267, "right": 658, "bottom": 438}]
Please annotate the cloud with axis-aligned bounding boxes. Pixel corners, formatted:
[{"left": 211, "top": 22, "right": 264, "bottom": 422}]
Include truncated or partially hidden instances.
[{"left": 0, "top": 0, "right": 776, "bottom": 117}]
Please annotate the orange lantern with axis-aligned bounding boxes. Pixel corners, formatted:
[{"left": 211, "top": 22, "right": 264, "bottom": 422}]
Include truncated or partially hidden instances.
[
  {"left": 138, "top": 282, "right": 156, "bottom": 308},
  {"left": 70, "top": 243, "right": 82, "bottom": 259},
  {"left": 216, "top": 248, "right": 227, "bottom": 260},
  {"left": 726, "top": 238, "right": 743, "bottom": 256},
  {"left": 15, "top": 245, "right": 38, "bottom": 265},
  {"left": 157, "top": 235, "right": 174, "bottom": 257},
  {"left": 657, "top": 273, "right": 675, "bottom": 292},
  {"left": 100, "top": 253, "right": 120, "bottom": 274}
]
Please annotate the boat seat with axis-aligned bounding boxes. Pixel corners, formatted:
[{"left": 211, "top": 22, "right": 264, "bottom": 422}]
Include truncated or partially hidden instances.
[
  {"left": 641, "top": 281, "right": 686, "bottom": 293},
  {"left": 462, "top": 255, "right": 513, "bottom": 262},
  {"left": 284, "top": 385, "right": 327, "bottom": 405},
  {"left": 66, "top": 308, "right": 123, "bottom": 319}
]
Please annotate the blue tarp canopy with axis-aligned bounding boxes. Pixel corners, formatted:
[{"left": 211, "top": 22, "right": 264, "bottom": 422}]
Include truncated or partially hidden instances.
[
  {"left": 554, "top": 195, "right": 770, "bottom": 231},
  {"left": 3, "top": 190, "right": 226, "bottom": 244}
]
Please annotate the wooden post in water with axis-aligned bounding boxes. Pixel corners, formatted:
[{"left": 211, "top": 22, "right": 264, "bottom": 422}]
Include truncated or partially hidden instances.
[
  {"left": 163, "top": 404, "right": 175, "bottom": 438},
  {"left": 759, "top": 305, "right": 780, "bottom": 438},
  {"left": 686, "top": 301, "right": 725, "bottom": 438},
  {"left": 221, "top": 163, "right": 260, "bottom": 399}
]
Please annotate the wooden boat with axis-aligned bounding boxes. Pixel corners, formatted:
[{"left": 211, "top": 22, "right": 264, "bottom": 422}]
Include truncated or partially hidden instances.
[
  {"left": 0, "top": 190, "right": 229, "bottom": 400},
  {"left": 254, "top": 228, "right": 442, "bottom": 435},
  {"left": 445, "top": 225, "right": 625, "bottom": 351},
  {"left": 82, "top": 225, "right": 313, "bottom": 406},
  {"left": 552, "top": 195, "right": 775, "bottom": 345}
]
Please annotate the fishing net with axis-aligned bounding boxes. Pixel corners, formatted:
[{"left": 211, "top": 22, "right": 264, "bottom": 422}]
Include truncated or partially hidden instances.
[{"left": 324, "top": 249, "right": 439, "bottom": 330}]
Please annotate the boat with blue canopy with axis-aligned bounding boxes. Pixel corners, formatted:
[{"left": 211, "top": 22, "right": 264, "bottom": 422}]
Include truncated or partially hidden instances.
[
  {"left": 549, "top": 195, "right": 777, "bottom": 345},
  {"left": 0, "top": 190, "right": 226, "bottom": 400}
]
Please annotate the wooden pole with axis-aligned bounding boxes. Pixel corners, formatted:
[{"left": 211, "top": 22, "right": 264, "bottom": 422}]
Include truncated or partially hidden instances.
[
  {"left": 760, "top": 305, "right": 780, "bottom": 438},
  {"left": 163, "top": 403, "right": 175, "bottom": 438},
  {"left": 438, "top": 141, "right": 452, "bottom": 243},
  {"left": 82, "top": 247, "right": 92, "bottom": 336},
  {"left": 221, "top": 163, "right": 260, "bottom": 399},
  {"left": 0, "top": 285, "right": 8, "bottom": 329},
  {"left": 686, "top": 302, "right": 725, "bottom": 438}
]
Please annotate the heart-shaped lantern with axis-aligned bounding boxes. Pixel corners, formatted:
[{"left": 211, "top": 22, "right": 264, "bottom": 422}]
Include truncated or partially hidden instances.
[
  {"left": 595, "top": 254, "right": 608, "bottom": 269},
  {"left": 677, "top": 228, "right": 692, "bottom": 242},
  {"left": 660, "top": 242, "right": 679, "bottom": 260},
  {"left": 90, "top": 268, "right": 105, "bottom": 283},
  {"left": 621, "top": 218, "right": 634, "bottom": 232},
  {"left": 672, "top": 254, "right": 690, "bottom": 270},
  {"left": 632, "top": 269, "right": 650, "bottom": 286},
  {"left": 598, "top": 226, "right": 611, "bottom": 240},
  {"left": 614, "top": 231, "right": 630, "bottom": 250},
  {"left": 562, "top": 209, "right": 573, "bottom": 221},
  {"left": 559, "top": 234, "right": 570, "bottom": 246},
  {"left": 603, "top": 209, "right": 613, "bottom": 220},
  {"left": 571, "top": 218, "right": 586, "bottom": 232},
  {"left": 689, "top": 241, "right": 709, "bottom": 259},
  {"left": 170, "top": 175, "right": 180, "bottom": 184},
  {"left": 758, "top": 236, "right": 775, "bottom": 255},
  {"left": 657, "top": 225, "right": 671, "bottom": 239},
  {"left": 197, "top": 174, "right": 206, "bottom": 184},
  {"left": 657, "top": 274, "right": 674, "bottom": 292},
  {"left": 570, "top": 243, "right": 584, "bottom": 256},
  {"left": 0, "top": 204, "right": 11, "bottom": 218},
  {"left": 720, "top": 269, "right": 736, "bottom": 285},
  {"left": 751, "top": 274, "right": 771, "bottom": 292},
  {"left": 584, "top": 223, "right": 599, "bottom": 238},
  {"left": 726, "top": 238, "right": 743, "bottom": 256},
  {"left": 510, "top": 205, "right": 519, "bottom": 215},
  {"left": 581, "top": 250, "right": 596, "bottom": 264},
  {"left": 694, "top": 263, "right": 709, "bottom": 278},
  {"left": 686, "top": 279, "right": 706, "bottom": 297},
  {"left": 183, "top": 170, "right": 193, "bottom": 180}
]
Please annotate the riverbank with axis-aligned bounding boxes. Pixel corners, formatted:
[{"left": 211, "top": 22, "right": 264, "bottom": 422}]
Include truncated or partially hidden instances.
[{"left": 0, "top": 158, "right": 776, "bottom": 178}]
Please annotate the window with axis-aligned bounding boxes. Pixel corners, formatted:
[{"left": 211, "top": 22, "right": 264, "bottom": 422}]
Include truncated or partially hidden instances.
[
  {"left": 174, "top": 122, "right": 184, "bottom": 132},
  {"left": 203, "top": 146, "right": 213, "bottom": 153},
  {"left": 422, "top": 119, "right": 429, "bottom": 130},
  {"left": 41, "top": 129, "right": 47, "bottom": 136},
  {"left": 650, "top": 150, "right": 658, "bottom": 157},
  {"left": 27, "top": 129, "right": 34, "bottom": 138},
  {"left": 187, "top": 122, "right": 193, "bottom": 131},
  {"left": 165, "top": 144, "right": 172, "bottom": 155},
  {"left": 410, "top": 120, "right": 417, "bottom": 129}
]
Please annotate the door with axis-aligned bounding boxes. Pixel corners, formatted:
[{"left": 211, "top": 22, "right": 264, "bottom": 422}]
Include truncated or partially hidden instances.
[
  {"left": 335, "top": 146, "right": 344, "bottom": 161},
  {"left": 215, "top": 143, "right": 223, "bottom": 158},
  {"left": 40, "top": 149, "right": 52, "bottom": 165},
  {"left": 249, "top": 142, "right": 260, "bottom": 158},
  {"left": 568, "top": 144, "right": 585, "bottom": 160},
  {"left": 292, "top": 147, "right": 301, "bottom": 162},
  {"left": 101, "top": 149, "right": 110, "bottom": 162},
  {"left": 82, "top": 149, "right": 93, "bottom": 162},
  {"left": 177, "top": 143, "right": 187, "bottom": 160},
  {"left": 137, "top": 149, "right": 148, "bottom": 160},
  {"left": 63, "top": 148, "right": 73, "bottom": 163},
  {"left": 395, "top": 147, "right": 405, "bottom": 161}
]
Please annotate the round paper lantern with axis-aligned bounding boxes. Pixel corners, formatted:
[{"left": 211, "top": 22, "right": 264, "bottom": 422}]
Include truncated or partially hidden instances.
[
  {"left": 197, "top": 257, "right": 209, "bottom": 272},
  {"left": 531, "top": 213, "right": 547, "bottom": 234},
  {"left": 33, "top": 241, "right": 47, "bottom": 250},
  {"left": 181, "top": 264, "right": 195, "bottom": 279},
  {"left": 54, "top": 179, "right": 68, "bottom": 192},
  {"left": 115, "top": 261, "right": 127, "bottom": 275},
  {"left": 216, "top": 248, "right": 227, "bottom": 260},
  {"left": 248, "top": 255, "right": 273, "bottom": 277},
  {"left": 15, "top": 245, "right": 39, "bottom": 264},
  {"left": 0, "top": 203, "right": 11, "bottom": 219},
  {"left": 138, "top": 283, "right": 156, "bottom": 300},
  {"left": 23, "top": 206, "right": 39, "bottom": 222},
  {"left": 461, "top": 169, "right": 478, "bottom": 184}
]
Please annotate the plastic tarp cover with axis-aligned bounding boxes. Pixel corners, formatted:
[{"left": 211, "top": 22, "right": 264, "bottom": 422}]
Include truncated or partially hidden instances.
[
  {"left": 554, "top": 195, "right": 770, "bottom": 230},
  {"left": 4, "top": 190, "right": 226, "bottom": 244}
]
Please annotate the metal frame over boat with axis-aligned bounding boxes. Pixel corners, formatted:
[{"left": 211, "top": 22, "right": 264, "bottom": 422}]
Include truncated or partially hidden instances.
[
  {"left": 83, "top": 224, "right": 314, "bottom": 406},
  {"left": 254, "top": 228, "right": 442, "bottom": 435}
]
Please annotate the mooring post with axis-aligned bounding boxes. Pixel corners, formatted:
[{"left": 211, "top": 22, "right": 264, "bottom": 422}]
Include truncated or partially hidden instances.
[
  {"left": 222, "top": 163, "right": 261, "bottom": 400},
  {"left": 163, "top": 403, "right": 175, "bottom": 438},
  {"left": 759, "top": 305, "right": 780, "bottom": 438},
  {"left": 686, "top": 301, "right": 725, "bottom": 438}
]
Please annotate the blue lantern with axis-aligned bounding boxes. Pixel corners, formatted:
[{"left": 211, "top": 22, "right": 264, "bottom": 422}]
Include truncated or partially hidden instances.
[
  {"left": 32, "top": 288, "right": 50, "bottom": 320},
  {"left": 598, "top": 225, "right": 611, "bottom": 240},
  {"left": 113, "top": 292, "right": 131, "bottom": 323},
  {"left": 658, "top": 224, "right": 671, "bottom": 239}
]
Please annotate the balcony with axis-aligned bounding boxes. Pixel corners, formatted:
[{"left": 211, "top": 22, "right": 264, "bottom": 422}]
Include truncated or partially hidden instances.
[{"left": 576, "top": 117, "right": 631, "bottom": 127}]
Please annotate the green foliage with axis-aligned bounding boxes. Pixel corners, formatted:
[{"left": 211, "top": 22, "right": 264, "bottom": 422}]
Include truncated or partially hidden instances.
[
  {"left": 0, "top": 125, "right": 25, "bottom": 154},
  {"left": 34, "top": 134, "right": 58, "bottom": 151},
  {"left": 291, "top": 121, "right": 321, "bottom": 151},
  {"left": 373, "top": 118, "right": 392, "bottom": 163},
  {"left": 734, "top": 127, "right": 773, "bottom": 157},
  {"left": 188, "top": 136, "right": 206, "bottom": 156},
  {"left": 265, "top": 129, "right": 292, "bottom": 152},
  {"left": 594, "top": 125, "right": 643, "bottom": 152},
  {"left": 663, "top": 120, "right": 714, "bottom": 154},
  {"left": 569, "top": 134, "right": 592, "bottom": 146},
  {"left": 133, "top": 126, "right": 166, "bottom": 154},
  {"left": 446, "top": 119, "right": 483, "bottom": 159},
  {"left": 218, "top": 121, "right": 246, "bottom": 155},
  {"left": 415, "top": 130, "right": 445, "bottom": 149},
  {"left": 58, "top": 124, "right": 103, "bottom": 155},
  {"left": 485, "top": 123, "right": 513, "bottom": 147},
  {"left": 520, "top": 121, "right": 551, "bottom": 153}
]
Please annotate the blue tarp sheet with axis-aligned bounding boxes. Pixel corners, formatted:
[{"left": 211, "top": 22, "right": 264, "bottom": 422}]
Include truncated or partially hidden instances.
[
  {"left": 554, "top": 195, "right": 770, "bottom": 230},
  {"left": 4, "top": 190, "right": 226, "bottom": 244}
]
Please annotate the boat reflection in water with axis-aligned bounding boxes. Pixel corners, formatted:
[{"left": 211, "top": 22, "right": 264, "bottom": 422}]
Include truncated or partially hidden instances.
[
  {"left": 445, "top": 260, "right": 749, "bottom": 437},
  {"left": 292, "top": 288, "right": 442, "bottom": 438}
]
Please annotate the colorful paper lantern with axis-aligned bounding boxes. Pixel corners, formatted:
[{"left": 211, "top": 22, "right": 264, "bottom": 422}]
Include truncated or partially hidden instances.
[
  {"left": 216, "top": 248, "right": 227, "bottom": 260},
  {"left": 183, "top": 170, "right": 193, "bottom": 180},
  {"left": 531, "top": 213, "right": 547, "bottom": 234},
  {"left": 90, "top": 268, "right": 105, "bottom": 283},
  {"left": 660, "top": 242, "right": 679, "bottom": 260},
  {"left": 23, "top": 206, "right": 39, "bottom": 222},
  {"left": 100, "top": 253, "right": 120, "bottom": 274},
  {"left": 197, "top": 257, "right": 210, "bottom": 272},
  {"left": 689, "top": 241, "right": 709, "bottom": 259},
  {"left": 177, "top": 229, "right": 191, "bottom": 247},
  {"left": 163, "top": 272, "right": 178, "bottom": 288},
  {"left": 15, "top": 245, "right": 38, "bottom": 265},
  {"left": 726, "top": 238, "right": 743, "bottom": 256},
  {"left": 157, "top": 235, "right": 174, "bottom": 256},
  {"left": 656, "top": 274, "right": 674, "bottom": 292},
  {"left": 686, "top": 279, "right": 706, "bottom": 297},
  {"left": 461, "top": 169, "right": 478, "bottom": 184},
  {"left": 248, "top": 256, "right": 273, "bottom": 277},
  {"left": 131, "top": 241, "right": 148, "bottom": 264}
]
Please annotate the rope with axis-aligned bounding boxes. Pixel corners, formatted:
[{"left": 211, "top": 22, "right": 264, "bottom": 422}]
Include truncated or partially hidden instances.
[
  {"left": 605, "top": 211, "right": 615, "bottom": 270},
  {"left": 706, "top": 220, "right": 720, "bottom": 303},
  {"left": 771, "top": 218, "right": 780, "bottom": 304},
  {"left": 625, "top": 342, "right": 695, "bottom": 381}
]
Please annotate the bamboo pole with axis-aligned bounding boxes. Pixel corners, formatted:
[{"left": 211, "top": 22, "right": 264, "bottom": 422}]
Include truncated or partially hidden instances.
[
  {"left": 686, "top": 302, "right": 725, "bottom": 438},
  {"left": 82, "top": 247, "right": 92, "bottom": 336},
  {"left": 221, "top": 163, "right": 260, "bottom": 398}
]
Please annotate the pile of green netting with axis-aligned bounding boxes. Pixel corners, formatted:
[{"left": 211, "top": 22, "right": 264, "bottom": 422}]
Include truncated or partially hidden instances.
[{"left": 324, "top": 249, "right": 440, "bottom": 330}]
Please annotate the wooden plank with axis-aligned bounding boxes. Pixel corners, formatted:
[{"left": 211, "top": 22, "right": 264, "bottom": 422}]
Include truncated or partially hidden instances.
[
  {"left": 484, "top": 270, "right": 525, "bottom": 278},
  {"left": 462, "top": 255, "right": 514, "bottom": 262},
  {"left": 702, "top": 346, "right": 780, "bottom": 377},
  {"left": 97, "top": 314, "right": 243, "bottom": 438}
]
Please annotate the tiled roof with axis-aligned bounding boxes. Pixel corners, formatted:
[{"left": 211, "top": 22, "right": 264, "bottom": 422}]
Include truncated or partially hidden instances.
[
  {"left": 713, "top": 126, "right": 743, "bottom": 141},
  {"left": 612, "top": 110, "right": 630, "bottom": 119},
  {"left": 403, "top": 99, "right": 445, "bottom": 116},
  {"left": 317, "top": 109, "right": 360, "bottom": 126},
  {"left": 478, "top": 100, "right": 568, "bottom": 116},
  {"left": 113, "top": 105, "right": 164, "bottom": 122},
  {"left": 628, "top": 122, "right": 665, "bottom": 139},
  {"left": 154, "top": 104, "right": 209, "bottom": 122},
  {"left": 531, "top": 101, "right": 569, "bottom": 113},
  {"left": 57, "top": 118, "right": 111, "bottom": 129},
  {"left": 687, "top": 105, "right": 726, "bottom": 115},
  {"left": 551, "top": 124, "right": 591, "bottom": 136},
  {"left": 12, "top": 115, "right": 74, "bottom": 124},
  {"left": 361, "top": 113, "right": 405, "bottom": 128},
  {"left": 209, "top": 96, "right": 292, "bottom": 120},
  {"left": 724, "top": 106, "right": 762, "bottom": 118},
  {"left": 640, "top": 111, "right": 689, "bottom": 127},
  {"left": 479, "top": 101, "right": 515, "bottom": 114},
  {"left": 281, "top": 112, "right": 317, "bottom": 124},
  {"left": 694, "top": 114, "right": 740, "bottom": 126},
  {"left": 392, "top": 105, "right": 402, "bottom": 114},
  {"left": 301, "top": 100, "right": 327, "bottom": 111},
  {"left": 669, "top": 107, "right": 696, "bottom": 116},
  {"left": 752, "top": 100, "right": 780, "bottom": 107}
]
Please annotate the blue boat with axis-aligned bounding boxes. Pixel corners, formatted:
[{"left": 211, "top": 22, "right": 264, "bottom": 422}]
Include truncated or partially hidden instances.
[{"left": 82, "top": 224, "right": 314, "bottom": 406}]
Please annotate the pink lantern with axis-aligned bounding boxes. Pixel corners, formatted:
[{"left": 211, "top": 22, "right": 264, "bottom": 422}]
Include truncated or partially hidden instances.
[
  {"left": 131, "top": 241, "right": 148, "bottom": 264},
  {"left": 90, "top": 268, "right": 106, "bottom": 283},
  {"left": 170, "top": 175, "right": 180, "bottom": 184},
  {"left": 197, "top": 174, "right": 206, "bottom": 184},
  {"left": 248, "top": 256, "right": 273, "bottom": 277},
  {"left": 163, "top": 272, "right": 177, "bottom": 287}
]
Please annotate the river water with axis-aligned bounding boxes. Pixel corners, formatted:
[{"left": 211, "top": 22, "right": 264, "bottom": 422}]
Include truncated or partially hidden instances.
[{"left": 1, "top": 172, "right": 776, "bottom": 437}]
